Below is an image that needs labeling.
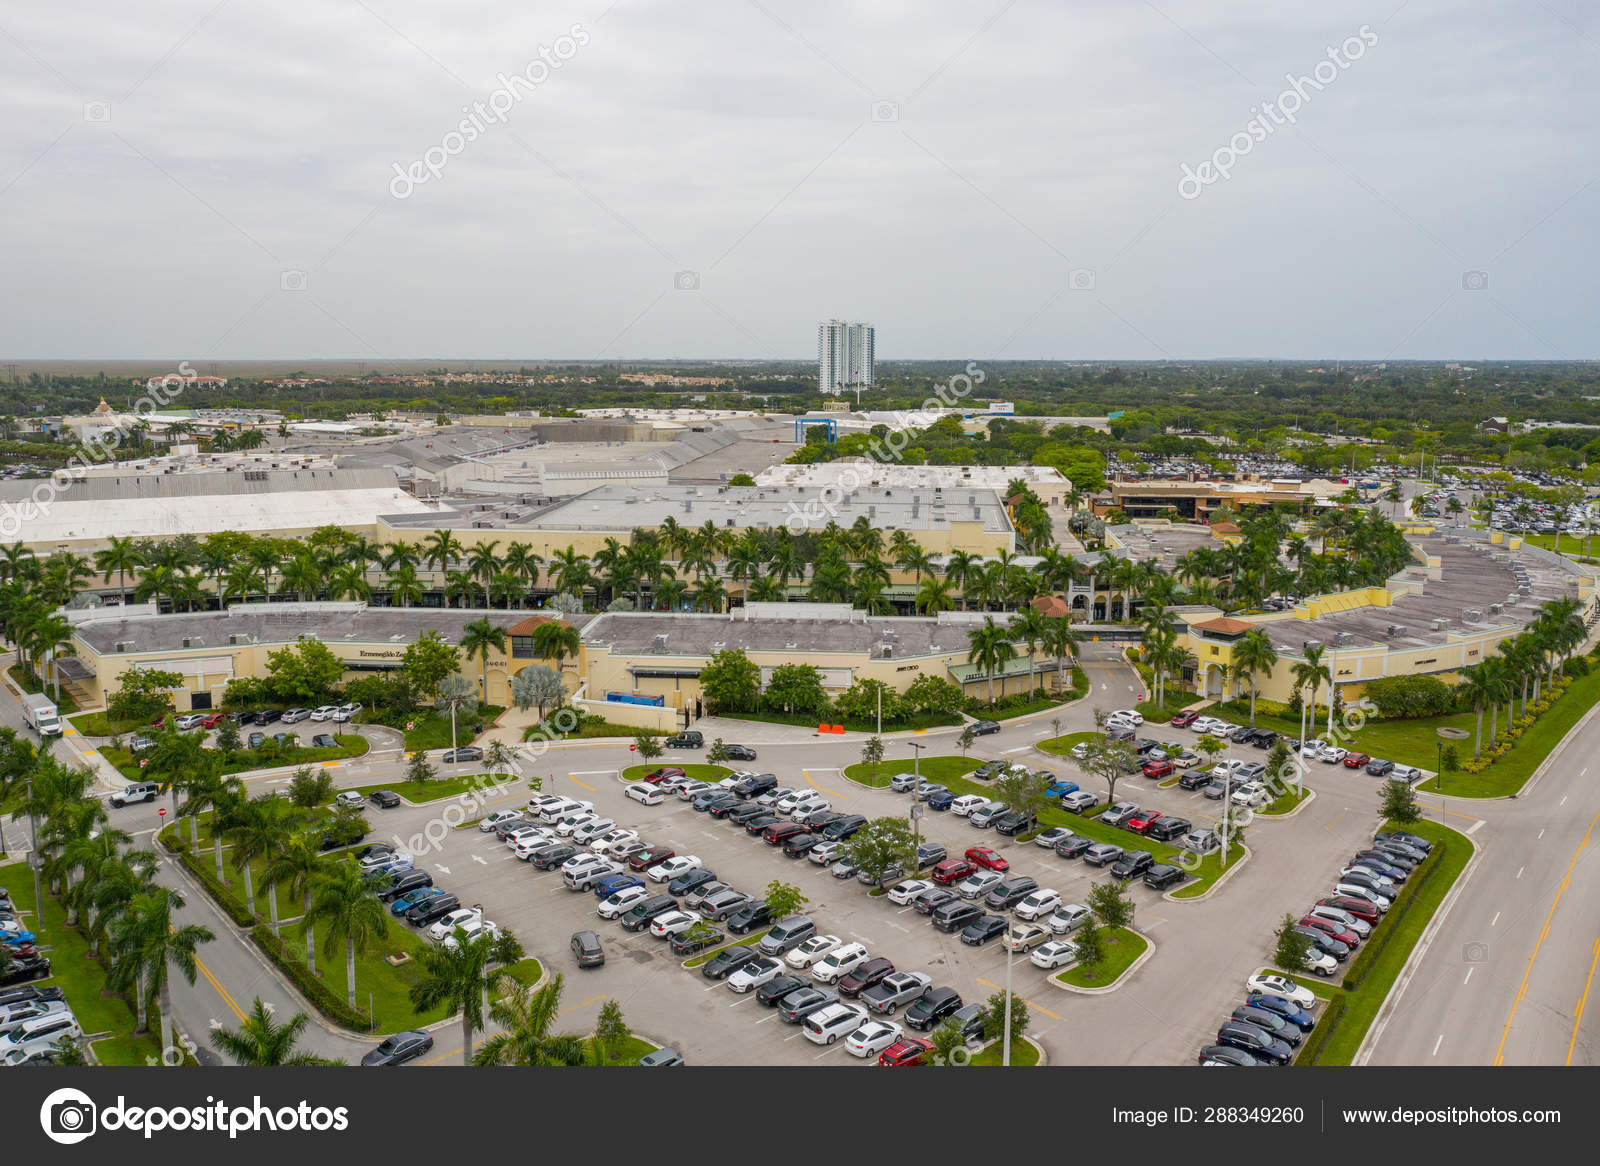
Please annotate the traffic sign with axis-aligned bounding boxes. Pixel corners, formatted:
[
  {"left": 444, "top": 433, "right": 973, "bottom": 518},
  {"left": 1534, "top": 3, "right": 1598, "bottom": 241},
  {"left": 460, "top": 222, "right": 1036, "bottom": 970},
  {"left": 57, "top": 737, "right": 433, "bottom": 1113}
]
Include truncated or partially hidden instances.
[
  {"left": 909, "top": 804, "right": 925, "bottom": 821},
  {"left": 157, "top": 807, "right": 167, "bottom": 818}
]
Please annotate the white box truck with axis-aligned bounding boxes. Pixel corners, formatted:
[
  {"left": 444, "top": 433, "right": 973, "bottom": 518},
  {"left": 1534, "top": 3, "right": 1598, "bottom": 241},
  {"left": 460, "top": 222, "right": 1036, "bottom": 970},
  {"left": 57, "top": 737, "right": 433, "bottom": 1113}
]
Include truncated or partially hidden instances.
[{"left": 21, "top": 692, "right": 62, "bottom": 737}]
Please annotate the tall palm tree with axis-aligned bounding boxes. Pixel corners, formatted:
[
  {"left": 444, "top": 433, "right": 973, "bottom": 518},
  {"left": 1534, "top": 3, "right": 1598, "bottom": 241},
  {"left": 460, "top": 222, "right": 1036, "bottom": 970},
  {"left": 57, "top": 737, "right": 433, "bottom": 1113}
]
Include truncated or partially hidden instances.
[
  {"left": 110, "top": 885, "right": 214, "bottom": 1056},
  {"left": 226, "top": 794, "right": 297, "bottom": 932},
  {"left": 1457, "top": 661, "right": 1497, "bottom": 761},
  {"left": 1290, "top": 645, "right": 1332, "bottom": 746},
  {"left": 1009, "top": 607, "right": 1049, "bottom": 694},
  {"left": 914, "top": 576, "right": 955, "bottom": 615},
  {"left": 474, "top": 971, "right": 589, "bottom": 1066},
  {"left": 263, "top": 832, "right": 329, "bottom": 974},
  {"left": 212, "top": 997, "right": 340, "bottom": 1065},
  {"left": 966, "top": 616, "right": 1017, "bottom": 707},
  {"left": 944, "top": 550, "right": 979, "bottom": 610},
  {"left": 466, "top": 540, "right": 501, "bottom": 606},
  {"left": 1042, "top": 616, "right": 1080, "bottom": 694},
  {"left": 94, "top": 535, "right": 144, "bottom": 604},
  {"left": 305, "top": 864, "right": 390, "bottom": 1007},
  {"left": 409, "top": 929, "right": 504, "bottom": 1066},
  {"left": 422, "top": 529, "right": 463, "bottom": 576},
  {"left": 385, "top": 563, "right": 424, "bottom": 608},
  {"left": 1231, "top": 629, "right": 1279, "bottom": 725},
  {"left": 460, "top": 617, "right": 508, "bottom": 700}
]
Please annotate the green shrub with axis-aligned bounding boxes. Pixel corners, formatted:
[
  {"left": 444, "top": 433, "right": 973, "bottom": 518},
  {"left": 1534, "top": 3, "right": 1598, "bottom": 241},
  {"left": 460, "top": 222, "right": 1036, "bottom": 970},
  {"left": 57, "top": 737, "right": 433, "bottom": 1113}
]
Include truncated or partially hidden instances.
[
  {"left": 1341, "top": 845, "right": 1441, "bottom": 991},
  {"left": 251, "top": 925, "right": 371, "bottom": 1030},
  {"left": 162, "top": 830, "right": 257, "bottom": 928},
  {"left": 1295, "top": 992, "right": 1347, "bottom": 1065},
  {"left": 1362, "top": 674, "right": 1456, "bottom": 719}
]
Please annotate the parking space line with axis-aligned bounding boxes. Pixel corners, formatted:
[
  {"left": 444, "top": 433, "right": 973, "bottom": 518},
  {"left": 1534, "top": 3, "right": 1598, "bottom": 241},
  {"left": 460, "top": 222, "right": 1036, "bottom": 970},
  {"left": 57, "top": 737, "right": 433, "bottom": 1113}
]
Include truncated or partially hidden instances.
[{"left": 975, "top": 977, "right": 1061, "bottom": 1021}]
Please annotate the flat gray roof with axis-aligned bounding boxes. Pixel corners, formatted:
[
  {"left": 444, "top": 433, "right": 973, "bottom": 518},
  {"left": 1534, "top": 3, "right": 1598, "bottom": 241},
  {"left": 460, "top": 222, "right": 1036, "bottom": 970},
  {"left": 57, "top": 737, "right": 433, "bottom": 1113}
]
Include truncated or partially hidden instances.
[{"left": 581, "top": 610, "right": 973, "bottom": 658}]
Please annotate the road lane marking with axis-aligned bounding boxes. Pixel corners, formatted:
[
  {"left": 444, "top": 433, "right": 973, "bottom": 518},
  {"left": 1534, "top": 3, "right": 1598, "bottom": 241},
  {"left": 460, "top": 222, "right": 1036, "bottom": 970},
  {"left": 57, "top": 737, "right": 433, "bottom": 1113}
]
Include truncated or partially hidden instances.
[
  {"left": 974, "top": 977, "right": 1061, "bottom": 1021},
  {"left": 194, "top": 953, "right": 248, "bottom": 1022},
  {"left": 1002, "top": 746, "right": 1030, "bottom": 754},
  {"left": 1516, "top": 867, "right": 1524, "bottom": 879},
  {"left": 1495, "top": 805, "right": 1600, "bottom": 1065},
  {"left": 1566, "top": 938, "right": 1600, "bottom": 1066},
  {"left": 1467, "top": 819, "right": 1485, "bottom": 835},
  {"left": 1491, "top": 912, "right": 1500, "bottom": 927},
  {"left": 1463, "top": 966, "right": 1473, "bottom": 984},
  {"left": 1431, "top": 1033, "right": 1443, "bottom": 1057},
  {"left": 803, "top": 769, "right": 844, "bottom": 799},
  {"left": 1538, "top": 829, "right": 1545, "bottom": 840}
]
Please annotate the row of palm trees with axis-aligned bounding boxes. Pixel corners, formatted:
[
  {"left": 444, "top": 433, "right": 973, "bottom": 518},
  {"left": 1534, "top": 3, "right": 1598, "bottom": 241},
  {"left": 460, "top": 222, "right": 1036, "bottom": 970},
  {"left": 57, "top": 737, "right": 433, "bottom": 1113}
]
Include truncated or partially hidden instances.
[
  {"left": 964, "top": 609, "right": 1081, "bottom": 704},
  {"left": 4, "top": 741, "right": 214, "bottom": 1065},
  {"left": 1454, "top": 597, "right": 1587, "bottom": 758}
]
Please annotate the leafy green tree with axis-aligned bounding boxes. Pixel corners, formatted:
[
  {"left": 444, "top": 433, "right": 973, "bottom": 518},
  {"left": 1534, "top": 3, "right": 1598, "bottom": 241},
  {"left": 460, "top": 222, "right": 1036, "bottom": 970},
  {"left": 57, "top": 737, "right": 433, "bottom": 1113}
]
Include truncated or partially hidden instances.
[
  {"left": 594, "top": 999, "right": 632, "bottom": 1064},
  {"left": 106, "top": 668, "right": 184, "bottom": 723},
  {"left": 835, "top": 677, "right": 903, "bottom": 723},
  {"left": 1087, "top": 878, "right": 1135, "bottom": 931},
  {"left": 764, "top": 879, "right": 808, "bottom": 922},
  {"left": 1273, "top": 913, "right": 1312, "bottom": 975},
  {"left": 957, "top": 724, "right": 977, "bottom": 756},
  {"left": 406, "top": 751, "right": 439, "bottom": 785},
  {"left": 994, "top": 767, "right": 1049, "bottom": 827},
  {"left": 1381, "top": 778, "right": 1421, "bottom": 825},
  {"left": 982, "top": 988, "right": 1030, "bottom": 1047},
  {"left": 264, "top": 637, "right": 347, "bottom": 704},
  {"left": 904, "top": 673, "right": 963, "bottom": 714},
  {"left": 1073, "top": 918, "right": 1106, "bottom": 978},
  {"left": 928, "top": 1017, "right": 969, "bottom": 1067},
  {"left": 698, "top": 648, "right": 760, "bottom": 714},
  {"left": 287, "top": 766, "right": 334, "bottom": 808},
  {"left": 634, "top": 732, "right": 662, "bottom": 760},
  {"left": 706, "top": 738, "right": 730, "bottom": 763},
  {"left": 860, "top": 736, "right": 884, "bottom": 769},
  {"left": 401, "top": 630, "right": 461, "bottom": 699},
  {"left": 1072, "top": 728, "right": 1138, "bottom": 806},
  {"left": 762, "top": 663, "right": 828, "bottom": 716},
  {"left": 214, "top": 717, "right": 242, "bottom": 760},
  {"left": 728, "top": 473, "right": 756, "bottom": 486},
  {"left": 843, "top": 817, "right": 919, "bottom": 886}
]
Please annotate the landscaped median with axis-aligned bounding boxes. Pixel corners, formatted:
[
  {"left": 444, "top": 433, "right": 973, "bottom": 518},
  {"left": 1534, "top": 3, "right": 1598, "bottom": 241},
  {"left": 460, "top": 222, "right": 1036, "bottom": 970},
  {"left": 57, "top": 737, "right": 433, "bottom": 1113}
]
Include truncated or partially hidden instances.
[
  {"left": 1052, "top": 926, "right": 1150, "bottom": 991},
  {"left": 843, "top": 755, "right": 1248, "bottom": 899},
  {"left": 681, "top": 930, "right": 769, "bottom": 969},
  {"left": 622, "top": 763, "right": 732, "bottom": 784},
  {"left": 345, "top": 773, "right": 521, "bottom": 805},
  {"left": 1293, "top": 818, "right": 1473, "bottom": 1065},
  {"left": 969, "top": 1036, "right": 1044, "bottom": 1065},
  {"left": 100, "top": 733, "right": 370, "bottom": 780}
]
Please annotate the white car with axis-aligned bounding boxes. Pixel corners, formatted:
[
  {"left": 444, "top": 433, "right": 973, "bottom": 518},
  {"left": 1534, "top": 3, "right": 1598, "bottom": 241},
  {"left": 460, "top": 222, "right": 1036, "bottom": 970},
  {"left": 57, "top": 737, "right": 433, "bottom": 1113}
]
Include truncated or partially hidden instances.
[
  {"left": 311, "top": 705, "right": 340, "bottom": 721},
  {"left": 776, "top": 791, "right": 827, "bottom": 816},
  {"left": 598, "top": 834, "right": 644, "bottom": 858},
  {"left": 656, "top": 775, "right": 695, "bottom": 794},
  {"left": 479, "top": 809, "right": 524, "bottom": 833},
  {"left": 561, "top": 852, "right": 610, "bottom": 875},
  {"left": 331, "top": 702, "right": 362, "bottom": 722},
  {"left": 1109, "top": 709, "right": 1144, "bottom": 725},
  {"left": 886, "top": 879, "right": 935, "bottom": 906},
  {"left": 1247, "top": 974, "right": 1319, "bottom": 1010},
  {"left": 426, "top": 907, "right": 482, "bottom": 941},
  {"left": 647, "top": 855, "right": 701, "bottom": 883},
  {"left": 570, "top": 818, "right": 617, "bottom": 845},
  {"left": 359, "top": 848, "right": 410, "bottom": 869},
  {"left": 1333, "top": 882, "right": 1392, "bottom": 911},
  {"left": 554, "top": 812, "right": 600, "bottom": 838},
  {"left": 677, "top": 781, "right": 713, "bottom": 801},
  {"left": 1231, "top": 782, "right": 1269, "bottom": 807},
  {"left": 1013, "top": 889, "right": 1062, "bottom": 921},
  {"left": 1003, "top": 922, "right": 1052, "bottom": 953},
  {"left": 588, "top": 828, "right": 638, "bottom": 854},
  {"left": 1068, "top": 742, "right": 1091, "bottom": 760},
  {"left": 1302, "top": 948, "right": 1339, "bottom": 976},
  {"left": 539, "top": 799, "right": 592, "bottom": 824},
  {"left": 950, "top": 794, "right": 989, "bottom": 817},
  {"left": 786, "top": 934, "right": 843, "bottom": 969},
  {"left": 807, "top": 842, "right": 843, "bottom": 866},
  {"left": 624, "top": 783, "right": 664, "bottom": 806},
  {"left": 510, "top": 832, "right": 551, "bottom": 858},
  {"left": 1046, "top": 903, "right": 1090, "bottom": 934},
  {"left": 334, "top": 790, "right": 364, "bottom": 808},
  {"left": 1191, "top": 716, "right": 1225, "bottom": 734},
  {"left": 1318, "top": 745, "right": 1348, "bottom": 764},
  {"left": 845, "top": 1019, "right": 903, "bottom": 1058},
  {"left": 1031, "top": 939, "right": 1079, "bottom": 969},
  {"left": 726, "top": 956, "right": 785, "bottom": 993},
  {"left": 1213, "top": 759, "right": 1247, "bottom": 777},
  {"left": 1309, "top": 904, "right": 1372, "bottom": 938},
  {"left": 528, "top": 794, "right": 565, "bottom": 813},
  {"left": 1299, "top": 739, "right": 1326, "bottom": 759},
  {"left": 598, "top": 886, "right": 650, "bottom": 919},
  {"left": 648, "top": 910, "right": 699, "bottom": 939},
  {"left": 440, "top": 919, "right": 500, "bottom": 950},
  {"left": 956, "top": 871, "right": 1004, "bottom": 899},
  {"left": 812, "top": 942, "right": 869, "bottom": 983}
]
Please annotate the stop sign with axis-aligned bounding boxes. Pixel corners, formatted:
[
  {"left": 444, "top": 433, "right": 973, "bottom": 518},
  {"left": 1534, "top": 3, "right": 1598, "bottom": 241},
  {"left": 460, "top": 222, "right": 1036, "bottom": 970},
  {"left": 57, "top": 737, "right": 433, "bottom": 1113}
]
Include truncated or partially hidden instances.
[{"left": 158, "top": 807, "right": 167, "bottom": 818}]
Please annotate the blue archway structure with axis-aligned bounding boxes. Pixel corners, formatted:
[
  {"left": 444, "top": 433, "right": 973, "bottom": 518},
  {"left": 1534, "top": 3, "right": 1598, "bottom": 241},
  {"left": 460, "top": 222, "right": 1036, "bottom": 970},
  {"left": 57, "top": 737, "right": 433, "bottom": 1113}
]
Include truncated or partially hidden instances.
[{"left": 795, "top": 417, "right": 837, "bottom": 443}]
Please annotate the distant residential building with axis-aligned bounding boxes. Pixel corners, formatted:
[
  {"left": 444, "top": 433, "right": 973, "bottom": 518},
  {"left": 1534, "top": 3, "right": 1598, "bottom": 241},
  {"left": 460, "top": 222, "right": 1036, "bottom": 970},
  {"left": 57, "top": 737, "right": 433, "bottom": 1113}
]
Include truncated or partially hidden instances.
[{"left": 817, "top": 320, "right": 874, "bottom": 394}]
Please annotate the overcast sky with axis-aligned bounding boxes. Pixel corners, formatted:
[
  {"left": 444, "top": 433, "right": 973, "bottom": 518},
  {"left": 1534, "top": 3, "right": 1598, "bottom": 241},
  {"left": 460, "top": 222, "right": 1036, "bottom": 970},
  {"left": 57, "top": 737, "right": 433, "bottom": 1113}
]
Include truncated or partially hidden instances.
[{"left": 1, "top": 1, "right": 1595, "bottom": 362}]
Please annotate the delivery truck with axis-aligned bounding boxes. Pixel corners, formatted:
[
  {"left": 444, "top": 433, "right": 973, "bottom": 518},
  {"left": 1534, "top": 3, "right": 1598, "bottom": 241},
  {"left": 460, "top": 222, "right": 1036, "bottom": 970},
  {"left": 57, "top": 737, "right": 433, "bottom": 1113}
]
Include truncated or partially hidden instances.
[{"left": 21, "top": 692, "right": 62, "bottom": 737}]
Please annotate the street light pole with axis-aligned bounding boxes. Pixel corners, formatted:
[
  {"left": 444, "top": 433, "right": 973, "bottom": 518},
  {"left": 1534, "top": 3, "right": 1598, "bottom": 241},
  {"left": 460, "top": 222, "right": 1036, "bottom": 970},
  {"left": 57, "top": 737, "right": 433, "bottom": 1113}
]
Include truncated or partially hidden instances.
[
  {"left": 1002, "top": 929, "right": 1015, "bottom": 1066},
  {"left": 24, "top": 771, "right": 41, "bottom": 917}
]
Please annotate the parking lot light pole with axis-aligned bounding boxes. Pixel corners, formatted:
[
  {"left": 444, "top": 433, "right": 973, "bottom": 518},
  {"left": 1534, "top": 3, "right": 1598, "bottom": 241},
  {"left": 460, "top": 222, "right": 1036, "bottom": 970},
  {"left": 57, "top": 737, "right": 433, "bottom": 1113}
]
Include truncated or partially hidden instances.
[
  {"left": 908, "top": 740, "right": 924, "bottom": 783},
  {"left": 1003, "top": 932, "right": 1014, "bottom": 1067}
]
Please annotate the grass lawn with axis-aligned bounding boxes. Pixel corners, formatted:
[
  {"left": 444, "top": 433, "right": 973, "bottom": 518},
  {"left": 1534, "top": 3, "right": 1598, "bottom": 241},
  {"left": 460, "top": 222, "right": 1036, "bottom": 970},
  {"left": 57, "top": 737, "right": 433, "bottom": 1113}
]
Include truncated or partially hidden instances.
[
  {"left": 498, "top": 958, "right": 543, "bottom": 988},
  {"left": 283, "top": 916, "right": 451, "bottom": 1030},
  {"left": 101, "top": 734, "right": 369, "bottom": 780},
  {"left": 1417, "top": 669, "right": 1600, "bottom": 797},
  {"left": 1520, "top": 531, "right": 1599, "bottom": 560},
  {"left": 682, "top": 930, "right": 768, "bottom": 967},
  {"left": 7, "top": 664, "right": 79, "bottom": 713},
  {"left": 1303, "top": 818, "right": 1472, "bottom": 1065},
  {"left": 843, "top": 755, "right": 1245, "bottom": 897},
  {"left": 843, "top": 756, "right": 984, "bottom": 788},
  {"left": 71, "top": 709, "right": 154, "bottom": 737},
  {"left": 387, "top": 706, "right": 505, "bottom": 752},
  {"left": 1261, "top": 786, "right": 1311, "bottom": 815},
  {"left": 589, "top": 1033, "right": 658, "bottom": 1065},
  {"left": 346, "top": 773, "right": 520, "bottom": 805},
  {"left": 1036, "top": 731, "right": 1098, "bottom": 757},
  {"left": 1054, "top": 927, "right": 1147, "bottom": 987},
  {"left": 621, "top": 763, "right": 732, "bottom": 783},
  {"left": 0, "top": 860, "right": 165, "bottom": 1066},
  {"left": 969, "top": 1037, "right": 1041, "bottom": 1065}
]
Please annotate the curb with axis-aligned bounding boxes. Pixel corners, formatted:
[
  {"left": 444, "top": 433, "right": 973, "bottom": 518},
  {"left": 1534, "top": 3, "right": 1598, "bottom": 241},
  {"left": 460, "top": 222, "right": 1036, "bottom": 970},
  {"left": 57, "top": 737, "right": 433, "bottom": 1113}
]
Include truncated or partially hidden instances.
[
  {"left": 1259, "top": 787, "right": 1318, "bottom": 820},
  {"left": 1164, "top": 844, "right": 1253, "bottom": 904},
  {"left": 1047, "top": 927, "right": 1155, "bottom": 995}
]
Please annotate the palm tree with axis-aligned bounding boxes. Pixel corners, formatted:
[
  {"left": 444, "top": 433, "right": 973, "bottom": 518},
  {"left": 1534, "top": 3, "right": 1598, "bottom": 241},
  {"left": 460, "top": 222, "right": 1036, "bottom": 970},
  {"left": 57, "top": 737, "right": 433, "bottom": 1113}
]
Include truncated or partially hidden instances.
[
  {"left": 466, "top": 540, "right": 501, "bottom": 606},
  {"left": 263, "top": 832, "right": 329, "bottom": 974},
  {"left": 1478, "top": 654, "right": 1511, "bottom": 745},
  {"left": 226, "top": 794, "right": 297, "bottom": 932},
  {"left": 422, "top": 529, "right": 463, "bottom": 576},
  {"left": 110, "top": 885, "right": 214, "bottom": 1056},
  {"left": 966, "top": 616, "right": 1018, "bottom": 707},
  {"left": 409, "top": 929, "right": 503, "bottom": 1066},
  {"left": 385, "top": 563, "right": 424, "bottom": 608},
  {"left": 460, "top": 617, "right": 508, "bottom": 700},
  {"left": 212, "top": 997, "right": 340, "bottom": 1065},
  {"left": 27, "top": 613, "right": 72, "bottom": 699},
  {"left": 94, "top": 535, "right": 144, "bottom": 604},
  {"left": 1290, "top": 645, "right": 1332, "bottom": 746},
  {"left": 1042, "top": 616, "right": 1080, "bottom": 694},
  {"left": 914, "top": 576, "right": 955, "bottom": 615},
  {"left": 474, "top": 971, "right": 588, "bottom": 1066},
  {"left": 1231, "top": 629, "right": 1279, "bottom": 725},
  {"left": 1457, "top": 661, "right": 1497, "bottom": 761},
  {"left": 944, "top": 550, "right": 979, "bottom": 609},
  {"left": 304, "top": 864, "right": 390, "bottom": 1007},
  {"left": 692, "top": 575, "right": 728, "bottom": 614},
  {"left": 1009, "top": 607, "right": 1049, "bottom": 695}
]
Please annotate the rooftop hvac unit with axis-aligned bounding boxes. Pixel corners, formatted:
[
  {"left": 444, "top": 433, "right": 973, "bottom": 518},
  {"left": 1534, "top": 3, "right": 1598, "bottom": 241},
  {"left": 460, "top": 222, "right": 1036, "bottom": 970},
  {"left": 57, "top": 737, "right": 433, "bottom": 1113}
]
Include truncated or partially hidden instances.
[
  {"left": 115, "top": 641, "right": 135, "bottom": 652},
  {"left": 1430, "top": 618, "right": 1449, "bottom": 631},
  {"left": 1333, "top": 631, "right": 1355, "bottom": 646},
  {"left": 1463, "top": 608, "right": 1482, "bottom": 622},
  {"left": 181, "top": 637, "right": 205, "bottom": 648},
  {"left": 1385, "top": 624, "right": 1408, "bottom": 638},
  {"left": 879, "top": 645, "right": 893, "bottom": 658},
  {"left": 1488, "top": 603, "right": 1503, "bottom": 616},
  {"left": 1301, "top": 639, "right": 1322, "bottom": 652},
  {"left": 652, "top": 634, "right": 668, "bottom": 652},
  {"left": 230, "top": 633, "right": 249, "bottom": 645}
]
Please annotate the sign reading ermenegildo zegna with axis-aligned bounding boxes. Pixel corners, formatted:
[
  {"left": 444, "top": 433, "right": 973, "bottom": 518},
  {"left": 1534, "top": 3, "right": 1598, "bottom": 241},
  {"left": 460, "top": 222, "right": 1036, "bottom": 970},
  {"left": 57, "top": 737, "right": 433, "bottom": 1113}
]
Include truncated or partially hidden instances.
[{"left": 1177, "top": 25, "right": 1378, "bottom": 200}]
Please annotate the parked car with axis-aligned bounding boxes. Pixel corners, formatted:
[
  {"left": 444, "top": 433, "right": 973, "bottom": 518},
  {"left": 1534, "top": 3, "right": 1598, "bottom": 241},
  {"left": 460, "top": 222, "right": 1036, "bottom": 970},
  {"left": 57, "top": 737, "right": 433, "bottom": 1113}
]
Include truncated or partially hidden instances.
[
  {"left": 861, "top": 971, "right": 933, "bottom": 1014},
  {"left": 964, "top": 846, "right": 1009, "bottom": 872},
  {"left": 1082, "top": 843, "right": 1124, "bottom": 867},
  {"left": 785, "top": 934, "right": 843, "bottom": 969},
  {"left": 367, "top": 789, "right": 401, "bottom": 809},
  {"left": 570, "top": 930, "right": 605, "bottom": 968},
  {"left": 903, "top": 987, "right": 963, "bottom": 1031},
  {"left": 1059, "top": 791, "right": 1098, "bottom": 813},
  {"left": 1110, "top": 850, "right": 1154, "bottom": 880},
  {"left": 1098, "top": 801, "right": 1140, "bottom": 828},
  {"left": 970, "top": 720, "right": 1001, "bottom": 735}
]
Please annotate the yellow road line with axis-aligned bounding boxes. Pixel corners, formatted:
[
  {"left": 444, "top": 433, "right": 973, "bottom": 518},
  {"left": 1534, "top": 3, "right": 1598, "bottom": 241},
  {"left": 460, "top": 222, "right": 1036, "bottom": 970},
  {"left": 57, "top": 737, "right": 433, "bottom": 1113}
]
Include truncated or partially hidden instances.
[
  {"left": 1566, "top": 938, "right": 1600, "bottom": 1066},
  {"left": 567, "top": 773, "right": 595, "bottom": 791},
  {"left": 975, "top": 976, "right": 1060, "bottom": 1021},
  {"left": 1496, "top": 806, "right": 1600, "bottom": 1064},
  {"left": 195, "top": 954, "right": 248, "bottom": 1022},
  {"left": 803, "top": 769, "right": 843, "bottom": 799}
]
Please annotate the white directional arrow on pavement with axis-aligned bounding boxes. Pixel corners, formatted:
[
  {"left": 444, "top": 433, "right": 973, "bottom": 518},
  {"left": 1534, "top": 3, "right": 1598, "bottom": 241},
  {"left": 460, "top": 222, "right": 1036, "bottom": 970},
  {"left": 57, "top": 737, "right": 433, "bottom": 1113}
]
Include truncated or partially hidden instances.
[
  {"left": 472, "top": 854, "right": 487, "bottom": 864},
  {"left": 436, "top": 865, "right": 451, "bottom": 874}
]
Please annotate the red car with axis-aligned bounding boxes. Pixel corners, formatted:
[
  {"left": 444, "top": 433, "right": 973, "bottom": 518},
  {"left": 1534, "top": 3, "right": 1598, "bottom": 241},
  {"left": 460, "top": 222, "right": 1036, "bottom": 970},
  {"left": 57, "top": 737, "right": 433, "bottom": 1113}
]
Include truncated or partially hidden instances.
[
  {"left": 200, "top": 713, "right": 225, "bottom": 729},
  {"left": 1170, "top": 711, "right": 1199, "bottom": 728},
  {"left": 1140, "top": 759, "right": 1175, "bottom": 779},
  {"left": 763, "top": 822, "right": 810, "bottom": 846},
  {"left": 1127, "top": 809, "right": 1164, "bottom": 834},
  {"left": 1317, "top": 896, "right": 1380, "bottom": 924},
  {"left": 931, "top": 859, "right": 974, "bottom": 885},
  {"left": 1342, "top": 753, "right": 1371, "bottom": 769},
  {"left": 877, "top": 1037, "right": 935, "bottom": 1066},
  {"left": 627, "top": 845, "right": 674, "bottom": 871},
  {"left": 964, "top": 846, "right": 1009, "bottom": 872},
  {"left": 643, "top": 767, "right": 686, "bottom": 784},
  {"left": 1300, "top": 915, "right": 1361, "bottom": 948}
]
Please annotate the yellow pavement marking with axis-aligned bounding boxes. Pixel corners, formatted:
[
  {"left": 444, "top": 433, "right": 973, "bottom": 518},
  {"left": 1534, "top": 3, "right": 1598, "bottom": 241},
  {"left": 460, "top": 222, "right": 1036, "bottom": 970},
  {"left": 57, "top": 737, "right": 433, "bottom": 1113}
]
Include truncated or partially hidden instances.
[
  {"left": 1566, "top": 938, "right": 1600, "bottom": 1066},
  {"left": 418, "top": 994, "right": 608, "bottom": 1064},
  {"left": 803, "top": 769, "right": 843, "bottom": 799},
  {"left": 195, "top": 953, "right": 248, "bottom": 1022},
  {"left": 1496, "top": 806, "right": 1600, "bottom": 1064},
  {"left": 975, "top": 976, "right": 1060, "bottom": 1021},
  {"left": 567, "top": 773, "right": 595, "bottom": 791}
]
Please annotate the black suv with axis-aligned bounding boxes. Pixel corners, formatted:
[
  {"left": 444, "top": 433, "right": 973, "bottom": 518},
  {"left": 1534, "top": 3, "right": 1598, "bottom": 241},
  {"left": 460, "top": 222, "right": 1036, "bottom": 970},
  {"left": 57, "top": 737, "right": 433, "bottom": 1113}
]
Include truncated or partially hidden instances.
[
  {"left": 723, "top": 744, "right": 758, "bottom": 761},
  {"left": 701, "top": 946, "right": 760, "bottom": 980},
  {"left": 726, "top": 803, "right": 769, "bottom": 825},
  {"left": 734, "top": 772, "right": 779, "bottom": 799},
  {"left": 726, "top": 900, "right": 773, "bottom": 935},
  {"left": 904, "top": 987, "right": 963, "bottom": 1030},
  {"left": 1177, "top": 770, "right": 1214, "bottom": 791},
  {"left": 1147, "top": 816, "right": 1192, "bottom": 842},
  {"left": 1144, "top": 864, "right": 1185, "bottom": 890},
  {"left": 972, "top": 761, "right": 1006, "bottom": 781},
  {"left": 993, "top": 811, "right": 1035, "bottom": 837},
  {"left": 405, "top": 892, "right": 460, "bottom": 925},
  {"left": 665, "top": 731, "right": 703, "bottom": 749},
  {"left": 1110, "top": 850, "right": 1154, "bottom": 880},
  {"left": 984, "top": 876, "right": 1039, "bottom": 910},
  {"left": 1249, "top": 729, "right": 1279, "bottom": 749}
]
